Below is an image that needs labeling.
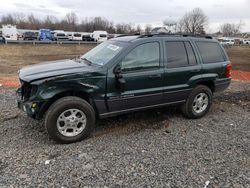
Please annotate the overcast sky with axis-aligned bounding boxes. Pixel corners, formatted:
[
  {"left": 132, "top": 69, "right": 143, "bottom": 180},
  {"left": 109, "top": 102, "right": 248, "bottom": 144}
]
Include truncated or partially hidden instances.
[{"left": 1, "top": 0, "right": 250, "bottom": 32}]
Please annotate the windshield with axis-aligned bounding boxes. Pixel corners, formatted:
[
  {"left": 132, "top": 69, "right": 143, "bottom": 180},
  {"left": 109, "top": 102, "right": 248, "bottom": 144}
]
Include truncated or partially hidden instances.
[{"left": 81, "top": 41, "right": 126, "bottom": 65}]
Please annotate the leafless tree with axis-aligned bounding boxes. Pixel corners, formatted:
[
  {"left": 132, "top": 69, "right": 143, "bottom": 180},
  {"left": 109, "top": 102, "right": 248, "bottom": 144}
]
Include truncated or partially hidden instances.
[
  {"left": 64, "top": 12, "right": 78, "bottom": 31},
  {"left": 0, "top": 12, "right": 146, "bottom": 34},
  {"left": 178, "top": 8, "right": 208, "bottom": 34},
  {"left": 144, "top": 24, "right": 152, "bottom": 34},
  {"left": 0, "top": 14, "right": 15, "bottom": 25},
  {"left": 26, "top": 14, "right": 41, "bottom": 29},
  {"left": 220, "top": 21, "right": 244, "bottom": 37},
  {"left": 136, "top": 24, "right": 142, "bottom": 33}
]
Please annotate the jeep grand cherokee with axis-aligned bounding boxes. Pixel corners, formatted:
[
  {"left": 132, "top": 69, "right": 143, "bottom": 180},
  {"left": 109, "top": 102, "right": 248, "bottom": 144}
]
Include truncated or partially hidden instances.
[{"left": 17, "top": 34, "right": 232, "bottom": 143}]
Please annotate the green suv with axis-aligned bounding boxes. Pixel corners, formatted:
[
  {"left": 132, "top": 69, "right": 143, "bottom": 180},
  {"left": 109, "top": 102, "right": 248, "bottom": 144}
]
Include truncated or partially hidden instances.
[{"left": 17, "top": 34, "right": 232, "bottom": 143}]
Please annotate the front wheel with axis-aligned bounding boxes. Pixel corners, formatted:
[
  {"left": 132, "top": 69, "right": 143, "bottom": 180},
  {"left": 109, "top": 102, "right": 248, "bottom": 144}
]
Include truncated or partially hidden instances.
[
  {"left": 181, "top": 85, "right": 212, "bottom": 119},
  {"left": 45, "top": 96, "right": 95, "bottom": 144}
]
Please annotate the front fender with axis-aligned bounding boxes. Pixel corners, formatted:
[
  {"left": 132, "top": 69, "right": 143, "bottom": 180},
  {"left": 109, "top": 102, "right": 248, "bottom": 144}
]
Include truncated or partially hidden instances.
[{"left": 37, "top": 82, "right": 98, "bottom": 100}]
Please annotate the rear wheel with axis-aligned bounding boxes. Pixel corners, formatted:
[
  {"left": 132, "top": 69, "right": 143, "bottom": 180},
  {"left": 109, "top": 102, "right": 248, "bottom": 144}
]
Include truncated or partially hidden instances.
[
  {"left": 181, "top": 85, "right": 212, "bottom": 119},
  {"left": 45, "top": 96, "right": 95, "bottom": 144}
]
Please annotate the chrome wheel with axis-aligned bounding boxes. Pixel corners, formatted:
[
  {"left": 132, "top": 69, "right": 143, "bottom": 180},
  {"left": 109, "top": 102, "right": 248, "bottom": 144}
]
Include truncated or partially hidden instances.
[
  {"left": 192, "top": 92, "right": 209, "bottom": 114},
  {"left": 56, "top": 108, "right": 87, "bottom": 137}
]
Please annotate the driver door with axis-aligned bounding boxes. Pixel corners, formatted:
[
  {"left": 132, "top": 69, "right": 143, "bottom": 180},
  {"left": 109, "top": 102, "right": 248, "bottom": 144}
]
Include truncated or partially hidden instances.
[{"left": 106, "top": 41, "right": 164, "bottom": 113}]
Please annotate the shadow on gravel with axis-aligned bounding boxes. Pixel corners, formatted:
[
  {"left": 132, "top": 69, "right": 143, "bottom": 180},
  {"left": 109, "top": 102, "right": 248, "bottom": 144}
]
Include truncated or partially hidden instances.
[
  {"left": 214, "top": 90, "right": 250, "bottom": 110},
  {"left": 93, "top": 107, "right": 179, "bottom": 138}
]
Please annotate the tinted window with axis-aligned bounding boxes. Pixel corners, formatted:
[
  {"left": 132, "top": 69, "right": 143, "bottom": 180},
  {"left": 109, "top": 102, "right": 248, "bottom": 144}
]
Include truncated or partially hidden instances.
[
  {"left": 166, "top": 42, "right": 188, "bottom": 68},
  {"left": 196, "top": 42, "right": 225, "bottom": 63},
  {"left": 121, "top": 42, "right": 160, "bottom": 72},
  {"left": 74, "top": 33, "right": 81, "bottom": 37},
  {"left": 184, "top": 42, "right": 197, "bottom": 66}
]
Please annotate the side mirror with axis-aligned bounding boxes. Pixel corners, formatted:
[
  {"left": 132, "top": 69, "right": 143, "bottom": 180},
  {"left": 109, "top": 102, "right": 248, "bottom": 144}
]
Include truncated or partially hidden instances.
[{"left": 114, "top": 65, "right": 122, "bottom": 76}]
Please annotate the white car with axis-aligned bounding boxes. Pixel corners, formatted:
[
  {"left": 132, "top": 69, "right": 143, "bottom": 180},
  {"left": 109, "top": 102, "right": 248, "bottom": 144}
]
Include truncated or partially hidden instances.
[
  {"left": 91, "top": 31, "right": 108, "bottom": 42},
  {"left": 69, "top": 33, "right": 82, "bottom": 41},
  {"left": 53, "top": 30, "right": 68, "bottom": 41},
  {"left": 2, "top": 24, "right": 17, "bottom": 41},
  {"left": 220, "top": 39, "right": 235, "bottom": 45},
  {"left": 243, "top": 39, "right": 250, "bottom": 45}
]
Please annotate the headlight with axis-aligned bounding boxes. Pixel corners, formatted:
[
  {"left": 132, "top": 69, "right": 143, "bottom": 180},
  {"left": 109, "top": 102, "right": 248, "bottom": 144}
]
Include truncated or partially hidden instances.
[
  {"left": 20, "top": 81, "right": 38, "bottom": 100},
  {"left": 30, "top": 85, "right": 38, "bottom": 97}
]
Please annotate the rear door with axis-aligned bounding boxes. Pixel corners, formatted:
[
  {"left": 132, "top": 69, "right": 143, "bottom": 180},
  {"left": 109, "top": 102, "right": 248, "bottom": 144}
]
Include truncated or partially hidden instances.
[{"left": 163, "top": 40, "right": 202, "bottom": 103}]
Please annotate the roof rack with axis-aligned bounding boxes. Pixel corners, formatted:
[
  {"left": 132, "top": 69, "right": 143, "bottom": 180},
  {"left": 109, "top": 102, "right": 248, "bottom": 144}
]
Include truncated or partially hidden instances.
[{"left": 137, "top": 32, "right": 213, "bottom": 39}]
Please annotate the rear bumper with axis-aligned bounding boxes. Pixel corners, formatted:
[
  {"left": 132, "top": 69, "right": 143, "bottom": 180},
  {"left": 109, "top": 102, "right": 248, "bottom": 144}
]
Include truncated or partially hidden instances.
[{"left": 214, "top": 78, "right": 231, "bottom": 92}]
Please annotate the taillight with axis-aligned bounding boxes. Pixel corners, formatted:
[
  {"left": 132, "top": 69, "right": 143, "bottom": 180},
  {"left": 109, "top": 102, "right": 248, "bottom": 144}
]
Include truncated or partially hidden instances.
[{"left": 226, "top": 64, "right": 232, "bottom": 78}]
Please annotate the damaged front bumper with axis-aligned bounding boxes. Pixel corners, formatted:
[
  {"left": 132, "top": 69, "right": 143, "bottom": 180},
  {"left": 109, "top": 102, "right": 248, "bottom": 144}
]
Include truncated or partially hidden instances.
[{"left": 16, "top": 88, "right": 46, "bottom": 119}]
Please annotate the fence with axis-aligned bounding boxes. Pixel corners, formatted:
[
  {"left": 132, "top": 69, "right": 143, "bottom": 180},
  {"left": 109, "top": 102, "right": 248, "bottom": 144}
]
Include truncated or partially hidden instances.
[{"left": 2, "top": 40, "right": 99, "bottom": 45}]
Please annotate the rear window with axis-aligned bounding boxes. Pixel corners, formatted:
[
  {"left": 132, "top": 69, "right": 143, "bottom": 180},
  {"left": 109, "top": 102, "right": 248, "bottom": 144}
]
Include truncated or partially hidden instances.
[
  {"left": 196, "top": 42, "right": 225, "bottom": 63},
  {"left": 100, "top": 34, "right": 107, "bottom": 38},
  {"left": 57, "top": 33, "right": 65, "bottom": 37},
  {"left": 166, "top": 41, "right": 188, "bottom": 68},
  {"left": 74, "top": 34, "right": 81, "bottom": 37}
]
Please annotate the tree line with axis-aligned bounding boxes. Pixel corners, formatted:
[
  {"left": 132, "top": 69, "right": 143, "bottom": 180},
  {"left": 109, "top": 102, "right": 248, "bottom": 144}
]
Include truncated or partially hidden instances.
[
  {"left": 0, "top": 8, "right": 245, "bottom": 36},
  {"left": 0, "top": 12, "right": 142, "bottom": 34}
]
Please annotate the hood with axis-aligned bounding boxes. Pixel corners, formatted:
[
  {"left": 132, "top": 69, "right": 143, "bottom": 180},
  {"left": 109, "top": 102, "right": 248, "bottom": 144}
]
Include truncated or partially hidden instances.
[{"left": 19, "top": 59, "right": 97, "bottom": 82}]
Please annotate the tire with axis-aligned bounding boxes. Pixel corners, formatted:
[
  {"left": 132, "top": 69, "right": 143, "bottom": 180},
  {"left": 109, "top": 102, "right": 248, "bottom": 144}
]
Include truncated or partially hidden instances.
[
  {"left": 45, "top": 96, "right": 95, "bottom": 144},
  {"left": 181, "top": 85, "right": 212, "bottom": 119}
]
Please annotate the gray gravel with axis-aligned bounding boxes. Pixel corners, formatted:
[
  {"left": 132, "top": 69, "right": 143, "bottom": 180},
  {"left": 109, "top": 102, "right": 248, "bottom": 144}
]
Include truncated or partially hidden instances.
[{"left": 0, "top": 81, "right": 250, "bottom": 188}]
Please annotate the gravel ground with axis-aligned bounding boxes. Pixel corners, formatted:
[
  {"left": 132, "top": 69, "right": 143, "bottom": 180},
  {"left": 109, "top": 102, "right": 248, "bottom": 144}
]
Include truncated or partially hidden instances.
[{"left": 0, "top": 81, "right": 250, "bottom": 188}]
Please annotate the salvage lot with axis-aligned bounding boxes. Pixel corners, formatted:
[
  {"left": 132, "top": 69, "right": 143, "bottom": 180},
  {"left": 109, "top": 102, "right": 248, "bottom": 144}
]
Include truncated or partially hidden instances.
[
  {"left": 0, "top": 81, "right": 250, "bottom": 187},
  {"left": 0, "top": 44, "right": 250, "bottom": 187}
]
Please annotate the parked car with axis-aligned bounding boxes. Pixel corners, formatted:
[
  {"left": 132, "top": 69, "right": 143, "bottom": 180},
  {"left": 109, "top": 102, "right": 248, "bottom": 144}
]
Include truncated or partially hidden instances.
[
  {"left": 17, "top": 33, "right": 24, "bottom": 40},
  {"left": 17, "top": 33, "right": 231, "bottom": 143},
  {"left": 82, "top": 34, "right": 94, "bottom": 41},
  {"left": 53, "top": 30, "right": 68, "bottom": 41},
  {"left": 68, "top": 33, "right": 82, "bottom": 41},
  {"left": 2, "top": 24, "right": 17, "bottom": 41},
  {"left": 91, "top": 30, "right": 108, "bottom": 42},
  {"left": 220, "top": 39, "right": 235, "bottom": 45},
  {"left": 243, "top": 39, "right": 250, "bottom": 45},
  {"left": 0, "top": 36, "right": 5, "bottom": 44},
  {"left": 23, "top": 32, "right": 37, "bottom": 40},
  {"left": 38, "top": 29, "right": 54, "bottom": 41},
  {"left": 0, "top": 31, "right": 5, "bottom": 43}
]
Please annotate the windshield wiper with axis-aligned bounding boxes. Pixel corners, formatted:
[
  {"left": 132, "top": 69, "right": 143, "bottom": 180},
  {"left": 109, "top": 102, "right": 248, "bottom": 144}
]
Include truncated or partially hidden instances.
[{"left": 80, "top": 57, "right": 92, "bottom": 65}]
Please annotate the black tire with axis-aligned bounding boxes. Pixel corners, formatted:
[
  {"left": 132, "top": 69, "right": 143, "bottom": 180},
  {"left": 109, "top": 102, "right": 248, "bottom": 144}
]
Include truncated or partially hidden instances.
[
  {"left": 45, "top": 96, "right": 95, "bottom": 144},
  {"left": 181, "top": 85, "right": 212, "bottom": 119}
]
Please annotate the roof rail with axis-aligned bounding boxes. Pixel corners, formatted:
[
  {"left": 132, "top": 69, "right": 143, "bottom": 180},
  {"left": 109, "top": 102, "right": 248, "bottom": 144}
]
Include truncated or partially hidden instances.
[
  {"left": 138, "top": 32, "right": 213, "bottom": 39},
  {"left": 116, "top": 33, "right": 141, "bottom": 38}
]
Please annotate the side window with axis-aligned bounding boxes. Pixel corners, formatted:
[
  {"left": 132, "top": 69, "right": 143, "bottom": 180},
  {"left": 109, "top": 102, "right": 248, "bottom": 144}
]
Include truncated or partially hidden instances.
[
  {"left": 184, "top": 42, "right": 197, "bottom": 66},
  {"left": 165, "top": 41, "right": 188, "bottom": 68},
  {"left": 196, "top": 42, "right": 225, "bottom": 63},
  {"left": 121, "top": 42, "right": 160, "bottom": 72}
]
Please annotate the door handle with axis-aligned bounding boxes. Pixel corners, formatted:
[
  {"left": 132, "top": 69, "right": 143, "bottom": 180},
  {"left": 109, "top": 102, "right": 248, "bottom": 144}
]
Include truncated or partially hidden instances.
[{"left": 148, "top": 74, "right": 161, "bottom": 78}]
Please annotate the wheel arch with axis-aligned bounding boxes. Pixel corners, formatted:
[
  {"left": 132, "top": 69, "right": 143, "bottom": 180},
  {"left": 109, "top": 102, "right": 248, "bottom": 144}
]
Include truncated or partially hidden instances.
[
  {"left": 37, "top": 90, "right": 97, "bottom": 119},
  {"left": 195, "top": 80, "right": 215, "bottom": 93}
]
